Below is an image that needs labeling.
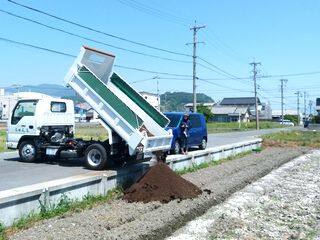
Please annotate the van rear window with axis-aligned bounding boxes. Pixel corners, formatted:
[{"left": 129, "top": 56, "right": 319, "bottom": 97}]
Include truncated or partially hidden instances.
[
  {"left": 51, "top": 102, "right": 66, "bottom": 112},
  {"left": 165, "top": 114, "right": 182, "bottom": 128}
]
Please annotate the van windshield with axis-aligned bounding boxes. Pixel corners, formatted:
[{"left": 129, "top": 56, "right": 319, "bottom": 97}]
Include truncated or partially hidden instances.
[
  {"left": 165, "top": 114, "right": 182, "bottom": 128},
  {"left": 11, "top": 100, "right": 37, "bottom": 125}
]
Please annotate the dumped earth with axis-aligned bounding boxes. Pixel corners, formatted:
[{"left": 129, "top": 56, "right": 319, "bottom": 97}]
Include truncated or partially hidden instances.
[{"left": 123, "top": 162, "right": 202, "bottom": 203}]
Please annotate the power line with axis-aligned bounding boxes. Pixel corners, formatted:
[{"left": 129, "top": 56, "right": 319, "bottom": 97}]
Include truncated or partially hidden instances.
[
  {"left": 7, "top": 0, "right": 253, "bottom": 83},
  {"left": 0, "top": 37, "right": 76, "bottom": 58},
  {"left": 117, "top": 0, "right": 250, "bottom": 77},
  {"left": 265, "top": 71, "right": 320, "bottom": 78},
  {"left": 0, "top": 9, "right": 192, "bottom": 64},
  {"left": 116, "top": 0, "right": 190, "bottom": 26},
  {"left": 193, "top": 70, "right": 320, "bottom": 82},
  {"left": 201, "top": 30, "right": 248, "bottom": 65},
  {"left": 198, "top": 56, "right": 239, "bottom": 79},
  {"left": 198, "top": 79, "right": 252, "bottom": 93},
  {"left": 0, "top": 36, "right": 193, "bottom": 78},
  {"left": 114, "top": 65, "right": 192, "bottom": 77},
  {"left": 7, "top": 0, "right": 192, "bottom": 57},
  {"left": 130, "top": 76, "right": 192, "bottom": 84},
  {"left": 197, "top": 56, "right": 251, "bottom": 85}
]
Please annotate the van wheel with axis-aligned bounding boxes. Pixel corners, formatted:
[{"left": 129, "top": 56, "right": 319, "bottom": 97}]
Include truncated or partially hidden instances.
[
  {"left": 199, "top": 138, "right": 207, "bottom": 150},
  {"left": 19, "top": 140, "right": 37, "bottom": 162},
  {"left": 171, "top": 140, "right": 180, "bottom": 154},
  {"left": 85, "top": 144, "right": 108, "bottom": 170}
]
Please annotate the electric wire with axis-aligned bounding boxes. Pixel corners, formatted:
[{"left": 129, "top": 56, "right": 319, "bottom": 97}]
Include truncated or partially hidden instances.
[
  {"left": 0, "top": 9, "right": 192, "bottom": 64},
  {"left": 7, "top": 0, "right": 192, "bottom": 57},
  {"left": 0, "top": 36, "right": 193, "bottom": 78},
  {"left": 116, "top": 0, "right": 190, "bottom": 26}
]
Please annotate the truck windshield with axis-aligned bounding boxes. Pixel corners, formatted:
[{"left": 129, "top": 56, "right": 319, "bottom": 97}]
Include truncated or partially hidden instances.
[
  {"left": 11, "top": 100, "right": 37, "bottom": 125},
  {"left": 165, "top": 114, "right": 182, "bottom": 128}
]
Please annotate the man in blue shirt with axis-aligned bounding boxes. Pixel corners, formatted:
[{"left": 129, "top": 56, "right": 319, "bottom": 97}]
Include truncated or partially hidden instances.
[{"left": 180, "top": 113, "right": 191, "bottom": 155}]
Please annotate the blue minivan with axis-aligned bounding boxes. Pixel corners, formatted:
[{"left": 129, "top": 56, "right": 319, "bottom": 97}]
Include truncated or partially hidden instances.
[{"left": 164, "top": 112, "right": 208, "bottom": 154}]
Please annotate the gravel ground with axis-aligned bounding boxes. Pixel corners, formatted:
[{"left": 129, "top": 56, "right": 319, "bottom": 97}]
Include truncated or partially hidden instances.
[
  {"left": 10, "top": 147, "right": 308, "bottom": 240},
  {"left": 168, "top": 150, "right": 320, "bottom": 240}
]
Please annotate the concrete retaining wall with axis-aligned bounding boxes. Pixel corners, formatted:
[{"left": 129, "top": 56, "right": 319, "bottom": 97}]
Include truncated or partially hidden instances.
[{"left": 0, "top": 138, "right": 262, "bottom": 226}]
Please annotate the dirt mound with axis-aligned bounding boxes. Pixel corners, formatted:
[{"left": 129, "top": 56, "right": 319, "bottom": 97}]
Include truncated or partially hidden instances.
[{"left": 123, "top": 163, "right": 202, "bottom": 203}]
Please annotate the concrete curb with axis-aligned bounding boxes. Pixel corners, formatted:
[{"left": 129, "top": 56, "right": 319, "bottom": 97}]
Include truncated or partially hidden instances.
[{"left": 0, "top": 138, "right": 262, "bottom": 226}]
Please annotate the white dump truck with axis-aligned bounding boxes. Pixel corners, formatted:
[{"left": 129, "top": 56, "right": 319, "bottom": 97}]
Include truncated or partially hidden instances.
[{"left": 6, "top": 46, "right": 172, "bottom": 170}]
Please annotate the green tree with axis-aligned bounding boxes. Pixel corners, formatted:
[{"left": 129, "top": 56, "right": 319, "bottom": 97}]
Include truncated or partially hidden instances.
[
  {"left": 160, "top": 92, "right": 214, "bottom": 112},
  {"left": 197, "top": 104, "right": 213, "bottom": 122},
  {"left": 284, "top": 115, "right": 298, "bottom": 125}
]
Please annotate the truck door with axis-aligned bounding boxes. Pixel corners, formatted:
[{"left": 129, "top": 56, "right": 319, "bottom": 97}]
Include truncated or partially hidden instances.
[{"left": 7, "top": 100, "right": 38, "bottom": 145}]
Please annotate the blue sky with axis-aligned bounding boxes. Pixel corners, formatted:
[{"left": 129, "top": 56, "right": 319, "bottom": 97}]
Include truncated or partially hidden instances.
[{"left": 0, "top": 0, "right": 320, "bottom": 111}]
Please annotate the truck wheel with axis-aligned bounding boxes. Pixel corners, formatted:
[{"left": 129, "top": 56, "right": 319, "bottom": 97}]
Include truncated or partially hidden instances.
[
  {"left": 19, "top": 140, "right": 37, "bottom": 162},
  {"left": 171, "top": 140, "right": 180, "bottom": 154},
  {"left": 199, "top": 138, "right": 207, "bottom": 150},
  {"left": 85, "top": 144, "right": 108, "bottom": 170}
]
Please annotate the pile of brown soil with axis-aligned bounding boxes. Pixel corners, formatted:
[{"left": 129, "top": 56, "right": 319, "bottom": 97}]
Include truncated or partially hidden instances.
[{"left": 123, "top": 163, "right": 202, "bottom": 203}]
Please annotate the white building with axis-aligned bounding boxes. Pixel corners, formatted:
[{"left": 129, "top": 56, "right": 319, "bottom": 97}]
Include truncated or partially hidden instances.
[
  {"left": 272, "top": 109, "right": 303, "bottom": 125},
  {"left": 0, "top": 89, "right": 16, "bottom": 120},
  {"left": 184, "top": 102, "right": 215, "bottom": 112},
  {"left": 140, "top": 91, "right": 160, "bottom": 110}
]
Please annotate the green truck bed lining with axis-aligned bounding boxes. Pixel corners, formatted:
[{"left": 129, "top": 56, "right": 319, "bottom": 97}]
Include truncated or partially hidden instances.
[
  {"left": 78, "top": 66, "right": 143, "bottom": 129},
  {"left": 110, "top": 73, "right": 169, "bottom": 128}
]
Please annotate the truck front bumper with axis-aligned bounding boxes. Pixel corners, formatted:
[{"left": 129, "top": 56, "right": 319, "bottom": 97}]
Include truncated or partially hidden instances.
[{"left": 6, "top": 142, "right": 18, "bottom": 149}]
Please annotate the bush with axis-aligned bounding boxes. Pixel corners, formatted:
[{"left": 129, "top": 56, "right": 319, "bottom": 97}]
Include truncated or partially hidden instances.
[
  {"left": 197, "top": 104, "right": 213, "bottom": 122},
  {"left": 313, "top": 115, "right": 320, "bottom": 124},
  {"left": 284, "top": 115, "right": 298, "bottom": 125},
  {"left": 0, "top": 222, "right": 5, "bottom": 240}
]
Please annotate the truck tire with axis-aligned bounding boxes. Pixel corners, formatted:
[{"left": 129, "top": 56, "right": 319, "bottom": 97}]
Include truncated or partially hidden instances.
[
  {"left": 199, "top": 137, "right": 207, "bottom": 150},
  {"left": 85, "top": 143, "right": 108, "bottom": 170},
  {"left": 19, "top": 140, "right": 37, "bottom": 162}
]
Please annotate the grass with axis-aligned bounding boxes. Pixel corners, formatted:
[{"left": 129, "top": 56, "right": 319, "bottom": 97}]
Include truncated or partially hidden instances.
[
  {"left": 0, "top": 130, "right": 6, "bottom": 153},
  {"left": 263, "top": 130, "right": 320, "bottom": 148},
  {"left": 176, "top": 150, "right": 255, "bottom": 175},
  {"left": 75, "top": 124, "right": 108, "bottom": 141},
  {"left": 1, "top": 188, "right": 123, "bottom": 240},
  {"left": 207, "top": 121, "right": 285, "bottom": 134}
]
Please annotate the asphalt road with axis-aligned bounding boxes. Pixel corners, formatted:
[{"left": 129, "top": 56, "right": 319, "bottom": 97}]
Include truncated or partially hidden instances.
[{"left": 0, "top": 128, "right": 293, "bottom": 192}]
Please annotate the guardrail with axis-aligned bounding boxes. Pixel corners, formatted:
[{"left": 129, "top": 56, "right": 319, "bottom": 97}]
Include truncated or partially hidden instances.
[{"left": 0, "top": 138, "right": 262, "bottom": 226}]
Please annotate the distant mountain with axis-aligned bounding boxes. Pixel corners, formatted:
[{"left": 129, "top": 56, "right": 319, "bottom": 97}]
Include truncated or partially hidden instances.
[
  {"left": 5, "top": 84, "right": 75, "bottom": 98},
  {"left": 4, "top": 85, "right": 213, "bottom": 110},
  {"left": 160, "top": 91, "right": 214, "bottom": 112}
]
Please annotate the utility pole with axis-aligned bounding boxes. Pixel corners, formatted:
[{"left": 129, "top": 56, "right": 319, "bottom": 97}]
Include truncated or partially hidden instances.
[
  {"left": 280, "top": 79, "right": 288, "bottom": 125},
  {"left": 303, "top": 91, "right": 307, "bottom": 122},
  {"left": 250, "top": 61, "right": 261, "bottom": 130},
  {"left": 295, "top": 91, "right": 301, "bottom": 125},
  {"left": 188, "top": 21, "right": 205, "bottom": 113},
  {"left": 309, "top": 100, "right": 313, "bottom": 116},
  {"left": 164, "top": 92, "right": 167, "bottom": 112},
  {"left": 155, "top": 76, "right": 160, "bottom": 111}
]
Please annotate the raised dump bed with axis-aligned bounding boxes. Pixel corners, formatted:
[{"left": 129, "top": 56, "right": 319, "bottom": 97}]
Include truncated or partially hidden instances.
[{"left": 65, "top": 46, "right": 172, "bottom": 156}]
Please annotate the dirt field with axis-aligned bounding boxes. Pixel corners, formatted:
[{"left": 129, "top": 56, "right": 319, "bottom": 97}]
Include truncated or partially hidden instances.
[{"left": 8, "top": 147, "right": 309, "bottom": 240}]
